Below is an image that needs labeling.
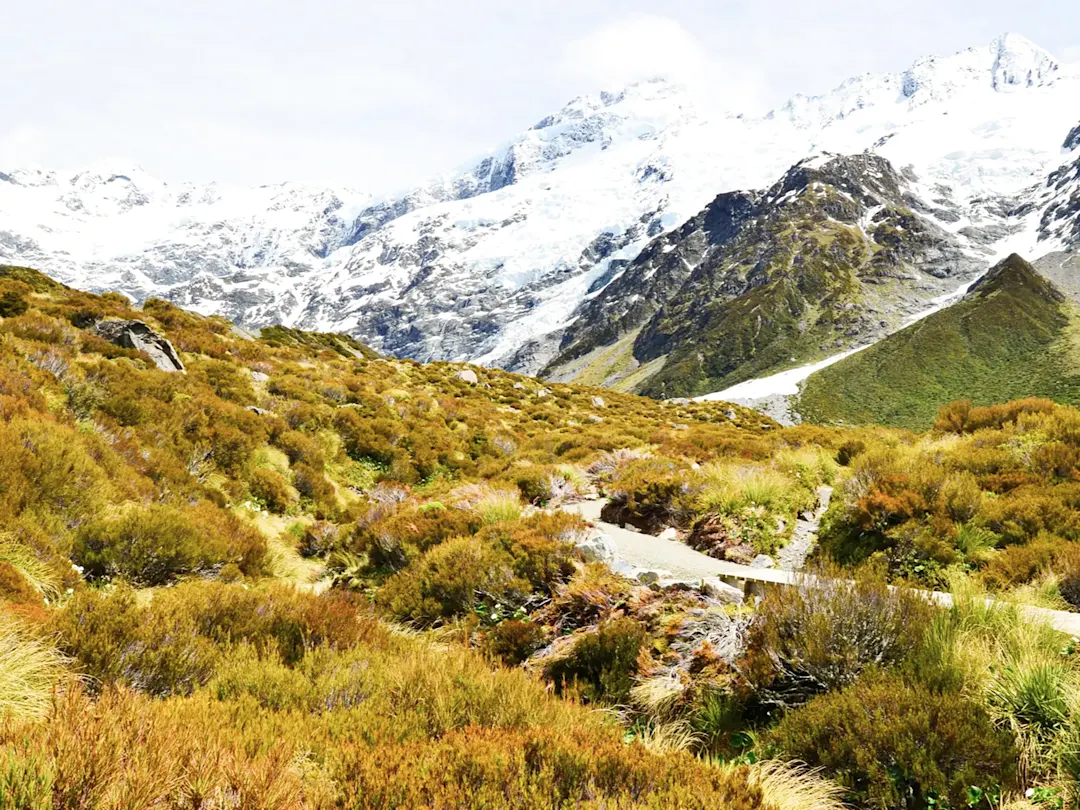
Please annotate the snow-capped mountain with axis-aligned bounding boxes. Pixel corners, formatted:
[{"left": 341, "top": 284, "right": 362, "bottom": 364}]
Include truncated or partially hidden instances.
[{"left": 1, "top": 34, "right": 1077, "bottom": 375}]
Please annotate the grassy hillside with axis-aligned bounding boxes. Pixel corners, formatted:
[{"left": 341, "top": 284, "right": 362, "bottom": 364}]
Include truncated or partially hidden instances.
[
  {"left": 0, "top": 263, "right": 832, "bottom": 808},
  {"left": 797, "top": 254, "right": 1080, "bottom": 429},
  {"left": 6, "top": 263, "right": 1080, "bottom": 807}
]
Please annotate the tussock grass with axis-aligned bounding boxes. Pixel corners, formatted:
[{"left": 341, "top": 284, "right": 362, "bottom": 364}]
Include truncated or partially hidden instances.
[
  {"left": 630, "top": 673, "right": 687, "bottom": 722},
  {"left": 452, "top": 483, "right": 524, "bottom": 524},
  {"left": 695, "top": 463, "right": 810, "bottom": 516},
  {"left": 953, "top": 522, "right": 998, "bottom": 562},
  {"left": 246, "top": 512, "right": 321, "bottom": 584},
  {"left": 635, "top": 720, "right": 701, "bottom": 753},
  {"left": 774, "top": 447, "right": 839, "bottom": 488},
  {"left": 0, "top": 536, "right": 61, "bottom": 601},
  {"left": 917, "top": 577, "right": 1080, "bottom": 788},
  {"left": 0, "top": 614, "right": 69, "bottom": 722},
  {"left": 1008, "top": 572, "right": 1071, "bottom": 612},
  {"left": 742, "top": 760, "right": 848, "bottom": 810},
  {"left": 250, "top": 444, "right": 291, "bottom": 476}
]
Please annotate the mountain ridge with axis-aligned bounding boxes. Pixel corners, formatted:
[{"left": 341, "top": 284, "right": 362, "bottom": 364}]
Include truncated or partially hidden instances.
[{"left": 2, "top": 33, "right": 1078, "bottom": 380}]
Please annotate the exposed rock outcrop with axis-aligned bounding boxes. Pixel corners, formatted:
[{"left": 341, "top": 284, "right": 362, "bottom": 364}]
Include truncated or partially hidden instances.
[{"left": 93, "top": 319, "right": 185, "bottom": 373}]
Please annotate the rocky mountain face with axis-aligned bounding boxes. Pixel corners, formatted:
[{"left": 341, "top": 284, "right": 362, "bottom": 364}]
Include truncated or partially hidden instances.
[
  {"left": 1, "top": 34, "right": 1077, "bottom": 382},
  {"left": 1035, "top": 122, "right": 1080, "bottom": 249},
  {"left": 544, "top": 153, "right": 991, "bottom": 397},
  {"left": 642, "top": 155, "right": 988, "bottom": 397},
  {"left": 541, "top": 190, "right": 761, "bottom": 384}
]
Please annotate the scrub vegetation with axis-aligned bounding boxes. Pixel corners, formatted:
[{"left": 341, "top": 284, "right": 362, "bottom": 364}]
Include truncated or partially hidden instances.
[{"left": 3, "top": 264, "right": 1080, "bottom": 808}]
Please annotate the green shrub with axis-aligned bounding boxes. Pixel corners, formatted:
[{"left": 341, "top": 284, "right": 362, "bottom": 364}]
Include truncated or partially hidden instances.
[
  {"left": 483, "top": 620, "right": 546, "bottom": 667},
  {"left": 63, "top": 379, "right": 102, "bottom": 419},
  {"left": 72, "top": 505, "right": 206, "bottom": 585},
  {"left": 273, "top": 429, "right": 325, "bottom": 468},
  {"left": 0, "top": 738, "right": 53, "bottom": 810},
  {"left": 1061, "top": 571, "right": 1080, "bottom": 610},
  {"left": 543, "top": 618, "right": 647, "bottom": 704},
  {"left": 604, "top": 457, "right": 695, "bottom": 532},
  {"left": 514, "top": 466, "right": 557, "bottom": 505},
  {"left": 51, "top": 583, "right": 385, "bottom": 694},
  {"left": 541, "top": 563, "right": 634, "bottom": 632},
  {"left": 98, "top": 394, "right": 144, "bottom": 426},
  {"left": 293, "top": 462, "right": 335, "bottom": 505},
  {"left": 835, "top": 439, "right": 866, "bottom": 466},
  {"left": 352, "top": 504, "right": 479, "bottom": 572},
  {"left": 298, "top": 521, "right": 343, "bottom": 557},
  {"left": 71, "top": 502, "right": 265, "bottom": 586},
  {"left": 0, "top": 290, "right": 29, "bottom": 318},
  {"left": 49, "top": 587, "right": 219, "bottom": 697},
  {"left": 377, "top": 536, "right": 525, "bottom": 625},
  {"left": 247, "top": 467, "right": 294, "bottom": 513},
  {"left": 475, "top": 513, "right": 579, "bottom": 594},
  {"left": 770, "top": 670, "right": 1017, "bottom": 810}
]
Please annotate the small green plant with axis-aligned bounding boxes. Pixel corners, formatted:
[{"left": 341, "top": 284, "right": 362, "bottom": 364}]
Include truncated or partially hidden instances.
[{"left": 543, "top": 618, "right": 647, "bottom": 704}]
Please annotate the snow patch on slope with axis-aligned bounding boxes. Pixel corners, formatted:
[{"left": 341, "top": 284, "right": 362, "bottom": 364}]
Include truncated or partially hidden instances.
[{"left": 694, "top": 273, "right": 983, "bottom": 407}]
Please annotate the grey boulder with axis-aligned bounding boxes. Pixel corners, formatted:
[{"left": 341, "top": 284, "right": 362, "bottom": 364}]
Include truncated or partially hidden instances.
[{"left": 94, "top": 320, "right": 185, "bottom": 373}]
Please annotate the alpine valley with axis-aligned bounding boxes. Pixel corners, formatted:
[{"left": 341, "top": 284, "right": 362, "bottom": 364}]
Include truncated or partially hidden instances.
[
  {"left": 12, "top": 24, "right": 1080, "bottom": 810},
  {"left": 2, "top": 33, "right": 1079, "bottom": 417}
]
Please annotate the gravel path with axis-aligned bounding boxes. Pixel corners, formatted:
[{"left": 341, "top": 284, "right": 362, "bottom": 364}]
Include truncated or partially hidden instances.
[
  {"left": 563, "top": 499, "right": 794, "bottom": 585},
  {"left": 777, "top": 485, "right": 833, "bottom": 571},
  {"left": 562, "top": 492, "right": 1080, "bottom": 636},
  {"left": 566, "top": 485, "right": 833, "bottom": 579}
]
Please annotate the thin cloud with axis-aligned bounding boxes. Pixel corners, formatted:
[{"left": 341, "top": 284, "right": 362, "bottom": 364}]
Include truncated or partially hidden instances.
[
  {"left": 0, "top": 127, "right": 47, "bottom": 167},
  {"left": 554, "top": 13, "right": 764, "bottom": 113}
]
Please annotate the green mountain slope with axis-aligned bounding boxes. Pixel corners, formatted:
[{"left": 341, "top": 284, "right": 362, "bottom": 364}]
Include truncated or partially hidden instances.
[
  {"left": 634, "top": 154, "right": 984, "bottom": 399},
  {"left": 543, "top": 153, "right": 985, "bottom": 399},
  {"left": 796, "top": 254, "right": 1080, "bottom": 429}
]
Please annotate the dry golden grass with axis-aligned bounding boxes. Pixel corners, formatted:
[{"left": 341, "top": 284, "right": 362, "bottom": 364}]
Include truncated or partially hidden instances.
[
  {"left": 635, "top": 720, "right": 701, "bottom": 753},
  {"left": 0, "top": 613, "right": 70, "bottom": 721},
  {"left": 0, "top": 536, "right": 61, "bottom": 601},
  {"left": 742, "top": 760, "right": 848, "bottom": 810}
]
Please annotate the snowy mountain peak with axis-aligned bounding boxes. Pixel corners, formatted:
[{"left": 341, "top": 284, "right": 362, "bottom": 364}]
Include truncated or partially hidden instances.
[
  {"left": 901, "top": 33, "right": 1058, "bottom": 101},
  {"left": 773, "top": 34, "right": 1060, "bottom": 129},
  {"left": 531, "top": 77, "right": 686, "bottom": 131},
  {"left": 0, "top": 167, "right": 57, "bottom": 188},
  {"left": 68, "top": 159, "right": 153, "bottom": 186},
  {"left": 988, "top": 32, "right": 1059, "bottom": 89},
  {"left": 2, "top": 34, "right": 1078, "bottom": 380}
]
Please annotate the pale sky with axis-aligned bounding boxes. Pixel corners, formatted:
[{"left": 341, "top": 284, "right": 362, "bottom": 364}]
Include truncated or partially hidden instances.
[{"left": 2, "top": 0, "right": 1078, "bottom": 195}]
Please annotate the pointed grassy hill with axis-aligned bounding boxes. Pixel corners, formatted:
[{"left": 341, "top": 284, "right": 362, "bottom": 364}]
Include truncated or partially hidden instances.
[{"left": 795, "top": 254, "right": 1080, "bottom": 429}]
